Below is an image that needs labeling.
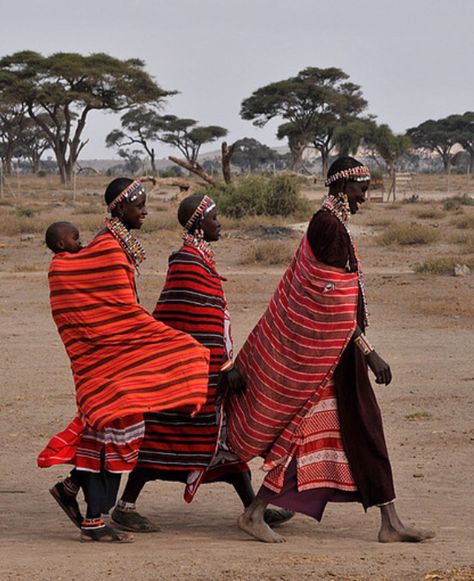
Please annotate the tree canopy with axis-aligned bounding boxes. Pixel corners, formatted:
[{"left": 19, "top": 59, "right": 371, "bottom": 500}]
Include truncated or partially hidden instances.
[
  {"left": 241, "top": 67, "right": 368, "bottom": 173},
  {"left": 158, "top": 115, "right": 227, "bottom": 164},
  {"left": 231, "top": 137, "right": 278, "bottom": 172},
  {"left": 407, "top": 117, "right": 458, "bottom": 172},
  {"left": 106, "top": 106, "right": 167, "bottom": 175},
  {"left": 448, "top": 112, "right": 474, "bottom": 172},
  {"left": 0, "top": 51, "right": 168, "bottom": 183}
]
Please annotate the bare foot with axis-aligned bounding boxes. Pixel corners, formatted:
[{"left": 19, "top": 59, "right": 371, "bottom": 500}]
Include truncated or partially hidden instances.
[
  {"left": 238, "top": 513, "right": 286, "bottom": 543},
  {"left": 378, "top": 524, "right": 435, "bottom": 543}
]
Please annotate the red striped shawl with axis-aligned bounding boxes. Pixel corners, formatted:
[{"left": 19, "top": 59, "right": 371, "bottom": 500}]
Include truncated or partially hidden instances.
[
  {"left": 48, "top": 232, "right": 210, "bottom": 431},
  {"left": 138, "top": 245, "right": 231, "bottom": 471},
  {"left": 227, "top": 234, "right": 359, "bottom": 472}
]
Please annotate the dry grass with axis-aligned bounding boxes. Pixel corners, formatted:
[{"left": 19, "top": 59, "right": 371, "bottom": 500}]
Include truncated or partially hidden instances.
[
  {"left": 239, "top": 240, "right": 296, "bottom": 266},
  {"left": 220, "top": 214, "right": 304, "bottom": 232},
  {"left": 72, "top": 202, "right": 103, "bottom": 215},
  {"left": 375, "top": 223, "right": 440, "bottom": 246},
  {"left": 446, "top": 231, "right": 474, "bottom": 252},
  {"left": 442, "top": 194, "right": 474, "bottom": 211},
  {"left": 405, "top": 411, "right": 433, "bottom": 421},
  {"left": 450, "top": 214, "right": 474, "bottom": 229},
  {"left": 140, "top": 210, "right": 180, "bottom": 233},
  {"left": 414, "top": 256, "right": 474, "bottom": 275},
  {"left": 14, "top": 263, "right": 45, "bottom": 272},
  {"left": 413, "top": 207, "right": 446, "bottom": 220}
]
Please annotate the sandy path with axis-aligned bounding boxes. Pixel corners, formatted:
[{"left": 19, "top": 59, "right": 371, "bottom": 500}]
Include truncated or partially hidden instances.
[{"left": 1, "top": 218, "right": 474, "bottom": 580}]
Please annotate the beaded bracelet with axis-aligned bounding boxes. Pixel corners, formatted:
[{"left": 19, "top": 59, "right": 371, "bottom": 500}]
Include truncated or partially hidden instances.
[{"left": 354, "top": 334, "right": 374, "bottom": 356}]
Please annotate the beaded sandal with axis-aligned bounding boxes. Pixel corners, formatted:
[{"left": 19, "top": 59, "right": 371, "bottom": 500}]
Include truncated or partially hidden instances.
[
  {"left": 80, "top": 519, "right": 134, "bottom": 543},
  {"left": 49, "top": 482, "right": 83, "bottom": 529},
  {"left": 111, "top": 507, "right": 159, "bottom": 533}
]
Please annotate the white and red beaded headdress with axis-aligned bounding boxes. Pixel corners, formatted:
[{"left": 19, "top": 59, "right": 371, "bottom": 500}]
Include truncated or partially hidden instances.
[
  {"left": 324, "top": 165, "right": 371, "bottom": 187},
  {"left": 184, "top": 195, "right": 216, "bottom": 232},
  {"left": 107, "top": 180, "right": 145, "bottom": 212}
]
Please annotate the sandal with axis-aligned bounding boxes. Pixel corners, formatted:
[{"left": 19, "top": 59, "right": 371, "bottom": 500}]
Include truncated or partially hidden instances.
[
  {"left": 80, "top": 523, "right": 134, "bottom": 543},
  {"left": 50, "top": 482, "right": 83, "bottom": 529},
  {"left": 111, "top": 507, "right": 159, "bottom": 533},
  {"left": 264, "top": 508, "right": 295, "bottom": 528}
]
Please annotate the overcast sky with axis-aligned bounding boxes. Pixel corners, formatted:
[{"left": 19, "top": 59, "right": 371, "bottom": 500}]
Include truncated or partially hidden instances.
[{"left": 1, "top": 0, "right": 473, "bottom": 159}]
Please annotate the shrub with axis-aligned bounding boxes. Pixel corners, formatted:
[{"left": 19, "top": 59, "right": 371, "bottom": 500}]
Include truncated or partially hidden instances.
[
  {"left": 413, "top": 208, "right": 445, "bottom": 220},
  {"left": 405, "top": 411, "right": 432, "bottom": 421},
  {"left": 414, "top": 256, "right": 474, "bottom": 274},
  {"left": 16, "top": 206, "right": 34, "bottom": 217},
  {"left": 443, "top": 194, "right": 474, "bottom": 211},
  {"left": 204, "top": 175, "right": 310, "bottom": 219},
  {"left": 450, "top": 215, "right": 474, "bottom": 229},
  {"left": 376, "top": 223, "right": 440, "bottom": 246}
]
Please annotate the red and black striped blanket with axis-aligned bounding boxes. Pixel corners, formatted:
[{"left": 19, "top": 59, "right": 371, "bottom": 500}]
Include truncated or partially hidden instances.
[
  {"left": 138, "top": 245, "right": 235, "bottom": 472},
  {"left": 47, "top": 232, "right": 210, "bottom": 431},
  {"left": 226, "top": 234, "right": 359, "bottom": 473}
]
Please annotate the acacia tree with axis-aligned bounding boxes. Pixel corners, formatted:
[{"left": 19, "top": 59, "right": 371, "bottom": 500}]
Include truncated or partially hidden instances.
[
  {"left": 0, "top": 103, "right": 26, "bottom": 174},
  {"left": 407, "top": 117, "right": 458, "bottom": 173},
  {"left": 16, "top": 116, "right": 51, "bottom": 173},
  {"left": 231, "top": 138, "right": 278, "bottom": 172},
  {"left": 364, "top": 123, "right": 412, "bottom": 199},
  {"left": 333, "top": 119, "right": 374, "bottom": 157},
  {"left": 241, "top": 67, "right": 368, "bottom": 173},
  {"left": 117, "top": 148, "right": 144, "bottom": 175},
  {"left": 106, "top": 106, "right": 170, "bottom": 176},
  {"left": 159, "top": 115, "right": 227, "bottom": 184},
  {"left": 449, "top": 112, "right": 474, "bottom": 173},
  {"left": 0, "top": 51, "right": 168, "bottom": 184}
]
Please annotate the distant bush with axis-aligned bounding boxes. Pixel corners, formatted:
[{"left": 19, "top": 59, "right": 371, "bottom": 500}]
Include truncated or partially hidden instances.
[
  {"left": 16, "top": 206, "right": 34, "bottom": 217},
  {"left": 204, "top": 175, "right": 310, "bottom": 219},
  {"left": 415, "top": 256, "right": 474, "bottom": 275},
  {"left": 376, "top": 223, "right": 440, "bottom": 246},
  {"left": 443, "top": 194, "right": 474, "bottom": 211},
  {"left": 450, "top": 215, "right": 474, "bottom": 229},
  {"left": 159, "top": 166, "right": 183, "bottom": 178},
  {"left": 413, "top": 207, "right": 445, "bottom": 220}
]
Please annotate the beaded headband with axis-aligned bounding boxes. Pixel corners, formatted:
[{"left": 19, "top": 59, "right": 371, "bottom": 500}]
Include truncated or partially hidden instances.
[
  {"left": 107, "top": 180, "right": 145, "bottom": 212},
  {"left": 324, "top": 165, "right": 371, "bottom": 187},
  {"left": 184, "top": 195, "right": 216, "bottom": 232}
]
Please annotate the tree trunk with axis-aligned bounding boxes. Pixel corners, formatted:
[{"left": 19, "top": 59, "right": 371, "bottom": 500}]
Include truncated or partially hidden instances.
[
  {"left": 2, "top": 154, "right": 13, "bottom": 176},
  {"left": 388, "top": 165, "right": 396, "bottom": 201},
  {"left": 150, "top": 153, "right": 158, "bottom": 177},
  {"left": 168, "top": 156, "right": 217, "bottom": 186},
  {"left": 441, "top": 154, "right": 451, "bottom": 174},
  {"left": 290, "top": 144, "right": 305, "bottom": 172},
  {"left": 321, "top": 149, "right": 329, "bottom": 178},
  {"left": 221, "top": 142, "right": 235, "bottom": 184},
  {"left": 468, "top": 151, "right": 474, "bottom": 174}
]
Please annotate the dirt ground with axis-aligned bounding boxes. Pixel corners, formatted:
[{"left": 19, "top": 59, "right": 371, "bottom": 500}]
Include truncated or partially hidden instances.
[{"left": 0, "top": 177, "right": 473, "bottom": 580}]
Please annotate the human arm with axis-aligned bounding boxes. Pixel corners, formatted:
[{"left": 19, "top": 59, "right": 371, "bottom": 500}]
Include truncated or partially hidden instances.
[{"left": 353, "top": 326, "right": 392, "bottom": 385}]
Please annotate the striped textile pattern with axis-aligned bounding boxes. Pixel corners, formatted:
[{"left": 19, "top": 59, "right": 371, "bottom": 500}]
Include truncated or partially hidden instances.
[
  {"left": 48, "top": 232, "right": 210, "bottom": 431},
  {"left": 262, "top": 378, "right": 357, "bottom": 493},
  {"left": 37, "top": 414, "right": 146, "bottom": 473},
  {"left": 138, "top": 245, "right": 241, "bottom": 473},
  {"left": 227, "top": 234, "right": 359, "bottom": 481},
  {"left": 74, "top": 414, "right": 145, "bottom": 473}
]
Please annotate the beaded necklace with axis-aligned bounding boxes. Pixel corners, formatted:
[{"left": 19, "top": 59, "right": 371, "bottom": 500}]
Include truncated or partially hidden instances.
[
  {"left": 182, "top": 231, "right": 216, "bottom": 269},
  {"left": 104, "top": 217, "right": 146, "bottom": 270},
  {"left": 321, "top": 193, "right": 369, "bottom": 327}
]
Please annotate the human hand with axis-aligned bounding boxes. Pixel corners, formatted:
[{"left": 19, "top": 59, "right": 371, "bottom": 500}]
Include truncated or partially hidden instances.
[
  {"left": 366, "top": 351, "right": 392, "bottom": 385},
  {"left": 224, "top": 367, "right": 246, "bottom": 393}
]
